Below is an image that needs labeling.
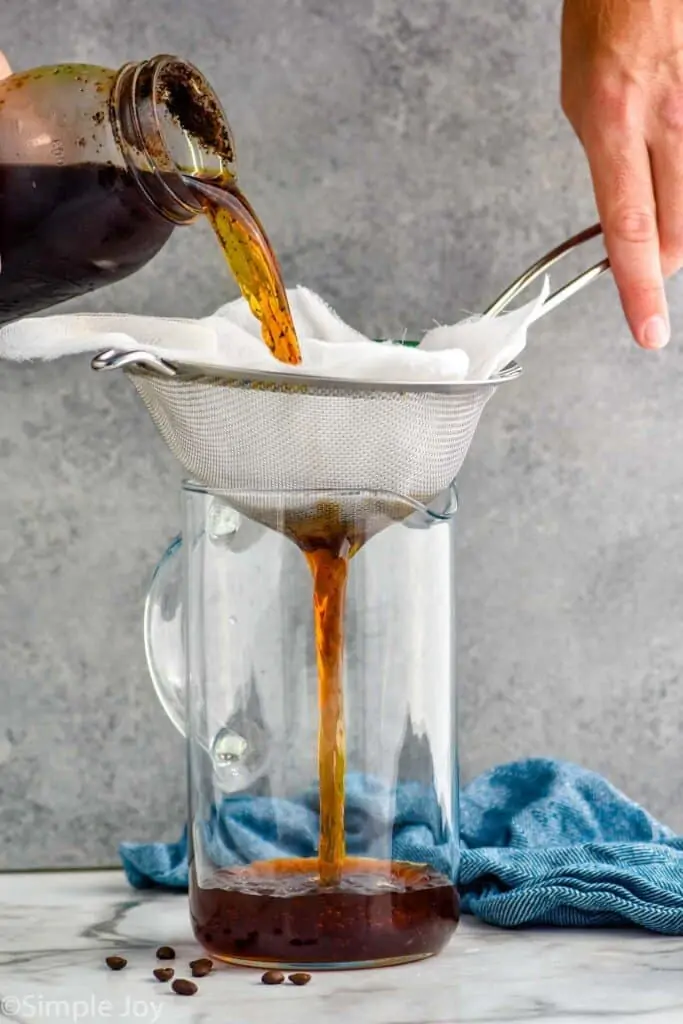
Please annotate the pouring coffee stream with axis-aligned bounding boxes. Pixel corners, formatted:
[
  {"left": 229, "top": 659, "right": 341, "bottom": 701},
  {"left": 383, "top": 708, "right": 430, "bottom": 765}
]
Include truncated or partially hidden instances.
[
  {"left": 182, "top": 173, "right": 353, "bottom": 886},
  {"left": 184, "top": 175, "right": 301, "bottom": 365}
]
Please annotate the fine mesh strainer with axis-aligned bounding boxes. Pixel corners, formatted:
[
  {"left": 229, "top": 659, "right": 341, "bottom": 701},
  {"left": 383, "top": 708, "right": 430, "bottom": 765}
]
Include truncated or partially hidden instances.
[
  {"left": 92, "top": 223, "right": 609, "bottom": 538},
  {"left": 97, "top": 358, "right": 516, "bottom": 536}
]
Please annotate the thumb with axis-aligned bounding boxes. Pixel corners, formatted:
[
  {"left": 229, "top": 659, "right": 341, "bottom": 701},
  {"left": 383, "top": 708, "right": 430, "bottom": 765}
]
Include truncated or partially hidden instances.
[{"left": 0, "top": 53, "right": 11, "bottom": 80}]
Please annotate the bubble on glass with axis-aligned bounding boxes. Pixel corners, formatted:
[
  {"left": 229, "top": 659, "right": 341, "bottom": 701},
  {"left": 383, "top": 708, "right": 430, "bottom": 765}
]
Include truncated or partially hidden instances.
[
  {"left": 210, "top": 722, "right": 270, "bottom": 792},
  {"left": 208, "top": 499, "right": 241, "bottom": 546},
  {"left": 212, "top": 729, "right": 248, "bottom": 763}
]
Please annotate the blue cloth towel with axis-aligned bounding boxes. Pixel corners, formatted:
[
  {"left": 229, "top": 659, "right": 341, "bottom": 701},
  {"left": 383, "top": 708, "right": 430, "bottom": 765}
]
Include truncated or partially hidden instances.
[{"left": 120, "top": 759, "right": 683, "bottom": 933}]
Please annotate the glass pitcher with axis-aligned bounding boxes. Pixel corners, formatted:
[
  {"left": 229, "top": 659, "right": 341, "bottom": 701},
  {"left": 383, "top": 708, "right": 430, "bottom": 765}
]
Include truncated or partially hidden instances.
[{"left": 145, "top": 480, "right": 460, "bottom": 969}]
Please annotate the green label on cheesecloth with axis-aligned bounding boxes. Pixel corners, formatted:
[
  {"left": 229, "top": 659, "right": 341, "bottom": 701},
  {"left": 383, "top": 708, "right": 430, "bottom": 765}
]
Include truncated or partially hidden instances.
[{"left": 375, "top": 339, "right": 420, "bottom": 348}]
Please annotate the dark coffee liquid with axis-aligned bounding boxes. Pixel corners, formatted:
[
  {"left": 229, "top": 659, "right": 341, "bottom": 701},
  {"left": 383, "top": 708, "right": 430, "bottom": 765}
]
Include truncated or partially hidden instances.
[
  {"left": 0, "top": 163, "right": 174, "bottom": 322},
  {"left": 190, "top": 857, "right": 459, "bottom": 968}
]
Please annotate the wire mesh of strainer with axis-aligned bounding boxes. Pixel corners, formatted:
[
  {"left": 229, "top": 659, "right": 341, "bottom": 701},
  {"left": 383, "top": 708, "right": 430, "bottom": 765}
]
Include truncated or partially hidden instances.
[
  {"left": 91, "top": 356, "right": 517, "bottom": 540},
  {"left": 91, "top": 223, "right": 609, "bottom": 536}
]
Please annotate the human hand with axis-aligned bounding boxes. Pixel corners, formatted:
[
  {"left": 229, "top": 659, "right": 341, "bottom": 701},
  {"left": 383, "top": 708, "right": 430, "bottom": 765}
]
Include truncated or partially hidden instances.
[
  {"left": 0, "top": 53, "right": 10, "bottom": 79},
  {"left": 561, "top": 0, "right": 683, "bottom": 350}
]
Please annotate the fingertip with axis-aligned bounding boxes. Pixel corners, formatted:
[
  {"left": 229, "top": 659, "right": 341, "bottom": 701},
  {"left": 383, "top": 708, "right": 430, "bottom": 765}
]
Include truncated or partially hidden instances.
[{"left": 638, "top": 314, "right": 670, "bottom": 350}]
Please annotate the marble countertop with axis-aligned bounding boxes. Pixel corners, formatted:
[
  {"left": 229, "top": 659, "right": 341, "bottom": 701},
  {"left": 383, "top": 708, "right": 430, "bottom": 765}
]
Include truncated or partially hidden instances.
[{"left": 0, "top": 871, "right": 682, "bottom": 1023}]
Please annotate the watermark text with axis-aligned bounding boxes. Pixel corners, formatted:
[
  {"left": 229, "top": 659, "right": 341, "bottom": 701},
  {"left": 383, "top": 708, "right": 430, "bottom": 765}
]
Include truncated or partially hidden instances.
[{"left": 0, "top": 994, "right": 163, "bottom": 1021}]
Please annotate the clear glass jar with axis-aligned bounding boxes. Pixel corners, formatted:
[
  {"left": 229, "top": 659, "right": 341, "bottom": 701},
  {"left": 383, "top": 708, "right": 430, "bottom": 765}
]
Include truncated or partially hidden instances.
[
  {"left": 0, "top": 55, "right": 234, "bottom": 321},
  {"left": 145, "top": 481, "right": 460, "bottom": 969}
]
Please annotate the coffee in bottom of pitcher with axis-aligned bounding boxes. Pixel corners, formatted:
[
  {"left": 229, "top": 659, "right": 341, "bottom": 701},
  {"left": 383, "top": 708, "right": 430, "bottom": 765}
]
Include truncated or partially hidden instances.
[{"left": 190, "top": 857, "right": 459, "bottom": 968}]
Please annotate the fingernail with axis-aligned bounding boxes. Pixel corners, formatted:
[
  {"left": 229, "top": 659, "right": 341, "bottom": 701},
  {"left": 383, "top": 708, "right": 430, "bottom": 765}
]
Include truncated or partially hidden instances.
[{"left": 640, "top": 315, "right": 670, "bottom": 349}]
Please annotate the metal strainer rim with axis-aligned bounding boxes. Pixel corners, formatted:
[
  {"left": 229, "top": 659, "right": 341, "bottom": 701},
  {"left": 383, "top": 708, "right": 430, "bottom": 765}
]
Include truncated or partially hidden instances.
[{"left": 93, "top": 349, "right": 523, "bottom": 393}]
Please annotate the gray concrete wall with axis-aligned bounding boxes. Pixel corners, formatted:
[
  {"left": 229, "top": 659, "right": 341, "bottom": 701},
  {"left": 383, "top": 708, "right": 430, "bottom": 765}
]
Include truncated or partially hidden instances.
[{"left": 1, "top": 0, "right": 682, "bottom": 868}]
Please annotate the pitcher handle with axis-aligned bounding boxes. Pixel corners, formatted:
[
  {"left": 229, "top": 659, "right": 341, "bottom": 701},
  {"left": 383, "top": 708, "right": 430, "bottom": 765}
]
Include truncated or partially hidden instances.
[{"left": 143, "top": 534, "right": 187, "bottom": 738}]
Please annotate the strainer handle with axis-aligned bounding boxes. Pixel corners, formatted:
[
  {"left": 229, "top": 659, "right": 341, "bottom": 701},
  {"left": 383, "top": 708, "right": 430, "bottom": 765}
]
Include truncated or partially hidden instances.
[
  {"left": 482, "top": 222, "right": 610, "bottom": 323},
  {"left": 91, "top": 348, "right": 178, "bottom": 377}
]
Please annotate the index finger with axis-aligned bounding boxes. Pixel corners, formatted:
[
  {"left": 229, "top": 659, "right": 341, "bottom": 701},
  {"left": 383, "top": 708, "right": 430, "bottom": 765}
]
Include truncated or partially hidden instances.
[
  {"left": 0, "top": 53, "right": 11, "bottom": 79},
  {"left": 583, "top": 120, "right": 669, "bottom": 349}
]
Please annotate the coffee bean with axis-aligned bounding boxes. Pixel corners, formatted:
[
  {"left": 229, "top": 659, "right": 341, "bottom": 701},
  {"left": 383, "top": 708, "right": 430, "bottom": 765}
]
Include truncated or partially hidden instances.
[
  {"left": 289, "top": 972, "right": 312, "bottom": 986},
  {"left": 105, "top": 956, "right": 127, "bottom": 971},
  {"left": 153, "top": 968, "right": 174, "bottom": 982},
  {"left": 156, "top": 945, "right": 176, "bottom": 960},
  {"left": 172, "top": 978, "right": 198, "bottom": 996},
  {"left": 190, "top": 958, "right": 213, "bottom": 978},
  {"left": 261, "top": 970, "right": 285, "bottom": 985}
]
